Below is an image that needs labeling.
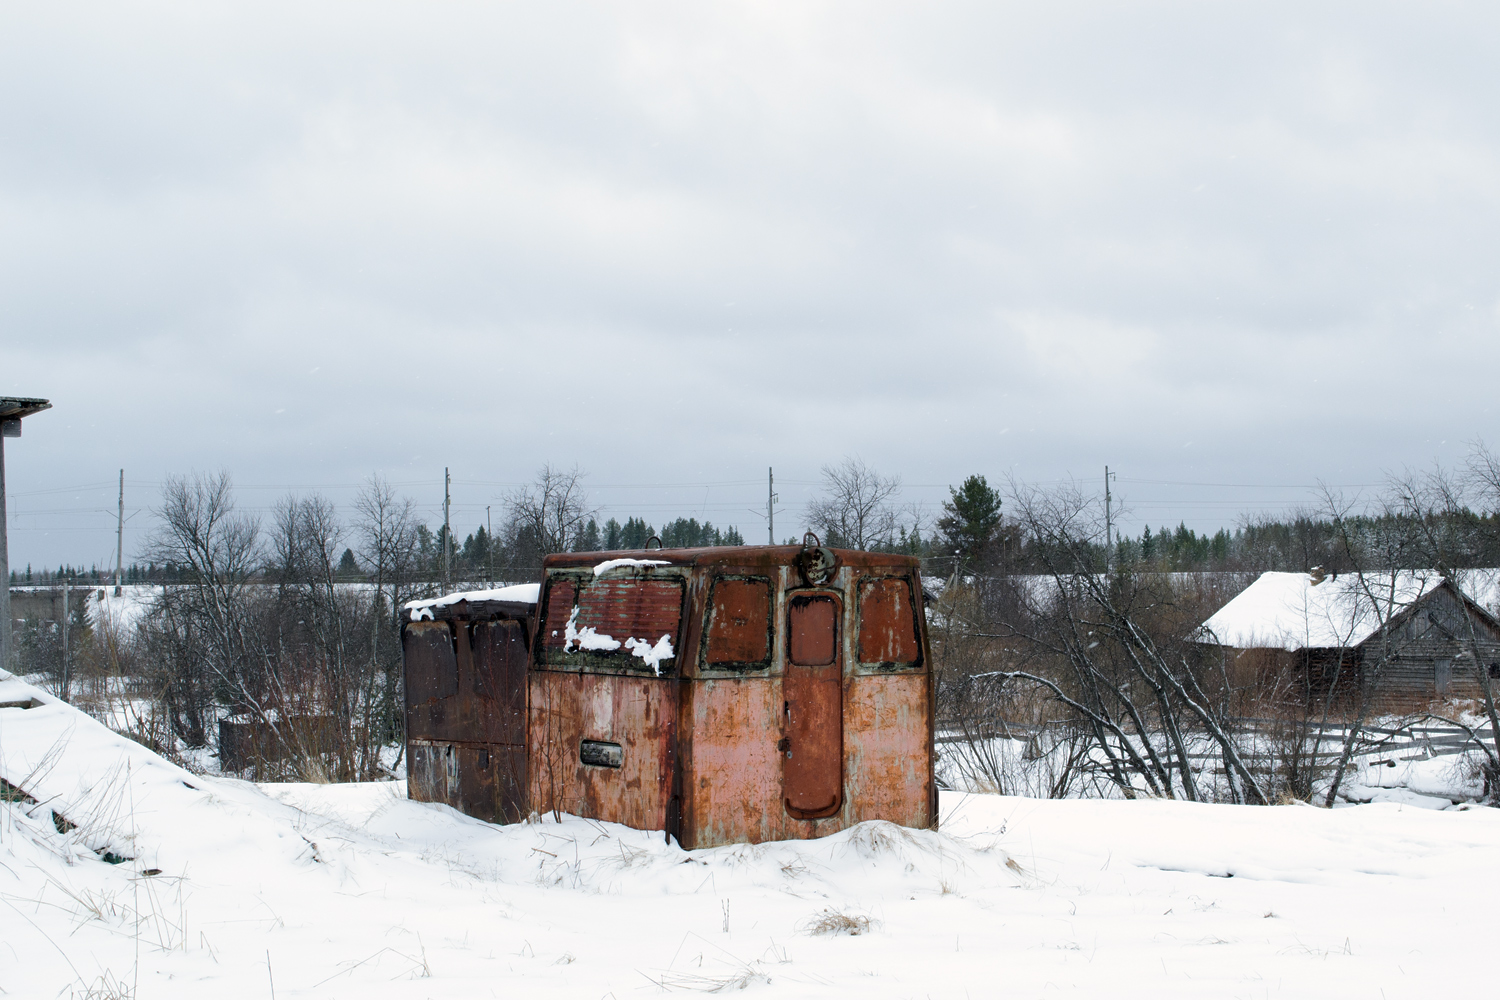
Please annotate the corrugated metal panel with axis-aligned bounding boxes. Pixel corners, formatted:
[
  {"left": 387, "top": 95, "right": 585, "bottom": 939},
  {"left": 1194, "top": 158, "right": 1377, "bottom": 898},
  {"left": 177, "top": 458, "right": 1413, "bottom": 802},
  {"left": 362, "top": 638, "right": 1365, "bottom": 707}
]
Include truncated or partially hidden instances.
[
  {"left": 404, "top": 622, "right": 457, "bottom": 741},
  {"left": 541, "top": 579, "right": 578, "bottom": 649},
  {"left": 539, "top": 576, "right": 685, "bottom": 674},
  {"left": 470, "top": 619, "right": 527, "bottom": 746},
  {"left": 578, "top": 579, "right": 683, "bottom": 642}
]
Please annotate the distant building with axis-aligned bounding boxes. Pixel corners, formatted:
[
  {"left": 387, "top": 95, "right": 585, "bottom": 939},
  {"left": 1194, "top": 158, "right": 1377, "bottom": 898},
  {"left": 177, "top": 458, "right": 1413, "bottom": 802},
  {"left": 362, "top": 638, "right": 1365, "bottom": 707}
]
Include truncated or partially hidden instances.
[{"left": 1199, "top": 569, "right": 1500, "bottom": 711}]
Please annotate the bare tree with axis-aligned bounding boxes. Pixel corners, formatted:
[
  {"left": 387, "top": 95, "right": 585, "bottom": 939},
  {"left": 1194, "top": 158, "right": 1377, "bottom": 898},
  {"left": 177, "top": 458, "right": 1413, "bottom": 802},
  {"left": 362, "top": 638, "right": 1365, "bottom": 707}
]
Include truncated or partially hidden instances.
[
  {"left": 1385, "top": 459, "right": 1500, "bottom": 800},
  {"left": 353, "top": 475, "right": 425, "bottom": 756},
  {"left": 950, "top": 478, "right": 1270, "bottom": 804},
  {"left": 805, "top": 457, "right": 902, "bottom": 550},
  {"left": 503, "top": 465, "right": 597, "bottom": 556},
  {"left": 141, "top": 472, "right": 263, "bottom": 747}
]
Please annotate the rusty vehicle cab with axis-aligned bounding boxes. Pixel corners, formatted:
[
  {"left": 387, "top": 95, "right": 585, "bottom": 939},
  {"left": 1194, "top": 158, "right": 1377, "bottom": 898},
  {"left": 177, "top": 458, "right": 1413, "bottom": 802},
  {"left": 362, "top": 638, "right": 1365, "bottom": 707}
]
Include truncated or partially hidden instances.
[
  {"left": 530, "top": 540, "right": 936, "bottom": 849},
  {"left": 401, "top": 584, "right": 539, "bottom": 825}
]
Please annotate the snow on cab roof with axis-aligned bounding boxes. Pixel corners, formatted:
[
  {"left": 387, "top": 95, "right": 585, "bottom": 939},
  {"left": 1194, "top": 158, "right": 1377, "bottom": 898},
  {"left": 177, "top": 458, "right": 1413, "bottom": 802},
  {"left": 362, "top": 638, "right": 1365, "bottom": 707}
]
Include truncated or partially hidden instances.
[
  {"left": 405, "top": 583, "right": 540, "bottom": 616},
  {"left": 591, "top": 558, "right": 670, "bottom": 576},
  {"left": 1200, "top": 570, "right": 1447, "bottom": 651}
]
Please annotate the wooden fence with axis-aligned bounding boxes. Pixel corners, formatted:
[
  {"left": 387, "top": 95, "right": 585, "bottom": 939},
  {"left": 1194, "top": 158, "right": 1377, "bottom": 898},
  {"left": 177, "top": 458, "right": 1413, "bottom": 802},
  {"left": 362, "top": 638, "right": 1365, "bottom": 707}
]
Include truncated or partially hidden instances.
[{"left": 937, "top": 716, "right": 1497, "bottom": 768}]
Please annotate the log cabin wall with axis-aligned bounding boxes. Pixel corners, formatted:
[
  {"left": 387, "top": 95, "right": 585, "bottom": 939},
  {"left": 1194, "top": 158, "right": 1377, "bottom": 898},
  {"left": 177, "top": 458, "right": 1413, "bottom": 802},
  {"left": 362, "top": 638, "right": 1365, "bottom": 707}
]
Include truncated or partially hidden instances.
[{"left": 1356, "top": 585, "right": 1500, "bottom": 711}]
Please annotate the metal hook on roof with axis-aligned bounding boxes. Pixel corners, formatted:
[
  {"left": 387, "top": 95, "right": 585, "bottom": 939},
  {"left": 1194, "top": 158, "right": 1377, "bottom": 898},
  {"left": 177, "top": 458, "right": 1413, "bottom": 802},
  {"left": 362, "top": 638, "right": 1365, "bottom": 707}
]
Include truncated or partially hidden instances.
[
  {"left": 644, "top": 535, "right": 663, "bottom": 550},
  {"left": 797, "top": 533, "right": 835, "bottom": 585}
]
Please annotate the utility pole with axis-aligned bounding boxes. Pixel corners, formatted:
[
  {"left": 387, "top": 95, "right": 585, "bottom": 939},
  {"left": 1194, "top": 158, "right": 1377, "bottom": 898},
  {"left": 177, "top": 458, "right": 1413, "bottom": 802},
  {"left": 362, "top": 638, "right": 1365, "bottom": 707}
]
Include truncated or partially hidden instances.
[
  {"left": 767, "top": 467, "right": 776, "bottom": 545},
  {"left": 0, "top": 397, "right": 51, "bottom": 674},
  {"left": 1104, "top": 465, "right": 1116, "bottom": 569},
  {"left": 486, "top": 505, "right": 493, "bottom": 587},
  {"left": 114, "top": 469, "right": 124, "bottom": 596},
  {"left": 60, "top": 570, "right": 70, "bottom": 701},
  {"left": 442, "top": 467, "right": 452, "bottom": 591}
]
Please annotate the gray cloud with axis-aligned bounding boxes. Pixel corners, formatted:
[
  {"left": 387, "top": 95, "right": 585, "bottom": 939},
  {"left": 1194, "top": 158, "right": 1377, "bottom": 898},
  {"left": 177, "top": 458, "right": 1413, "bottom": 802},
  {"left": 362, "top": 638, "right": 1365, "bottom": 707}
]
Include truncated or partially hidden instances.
[{"left": 4, "top": 2, "right": 1499, "bottom": 567}]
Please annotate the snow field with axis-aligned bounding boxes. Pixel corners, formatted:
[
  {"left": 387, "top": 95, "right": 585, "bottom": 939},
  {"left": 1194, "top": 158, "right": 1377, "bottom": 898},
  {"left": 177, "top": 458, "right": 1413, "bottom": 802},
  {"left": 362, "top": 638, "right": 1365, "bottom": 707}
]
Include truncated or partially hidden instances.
[{"left": 3, "top": 669, "right": 1500, "bottom": 998}]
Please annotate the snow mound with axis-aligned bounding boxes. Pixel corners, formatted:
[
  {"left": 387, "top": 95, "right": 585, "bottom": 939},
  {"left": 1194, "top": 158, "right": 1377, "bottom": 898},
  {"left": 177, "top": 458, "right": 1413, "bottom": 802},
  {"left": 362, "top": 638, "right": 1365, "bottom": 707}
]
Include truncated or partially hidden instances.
[{"left": 8, "top": 667, "right": 1500, "bottom": 998}]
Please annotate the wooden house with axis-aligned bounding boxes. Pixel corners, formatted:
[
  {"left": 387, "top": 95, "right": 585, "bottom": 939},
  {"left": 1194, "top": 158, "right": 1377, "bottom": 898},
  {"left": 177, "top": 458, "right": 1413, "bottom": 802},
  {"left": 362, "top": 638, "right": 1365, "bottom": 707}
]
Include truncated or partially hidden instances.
[{"left": 1199, "top": 570, "right": 1500, "bottom": 712}]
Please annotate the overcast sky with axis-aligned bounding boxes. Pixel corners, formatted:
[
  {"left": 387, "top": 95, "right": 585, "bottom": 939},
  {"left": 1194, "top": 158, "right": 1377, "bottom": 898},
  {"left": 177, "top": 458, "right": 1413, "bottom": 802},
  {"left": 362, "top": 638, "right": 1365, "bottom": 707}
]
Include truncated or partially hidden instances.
[{"left": 4, "top": 2, "right": 1499, "bottom": 571}]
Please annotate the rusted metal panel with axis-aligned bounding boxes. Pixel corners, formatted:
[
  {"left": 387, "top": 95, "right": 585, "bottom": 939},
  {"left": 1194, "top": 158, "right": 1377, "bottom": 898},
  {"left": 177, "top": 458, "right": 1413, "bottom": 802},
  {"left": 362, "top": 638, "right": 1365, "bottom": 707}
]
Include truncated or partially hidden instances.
[
  {"left": 580, "top": 579, "right": 682, "bottom": 640},
  {"left": 702, "top": 577, "right": 771, "bottom": 667},
  {"left": 540, "top": 579, "right": 578, "bottom": 648},
  {"left": 470, "top": 619, "right": 527, "bottom": 745},
  {"left": 404, "top": 621, "right": 457, "bottom": 742},
  {"left": 527, "top": 670, "right": 676, "bottom": 833},
  {"left": 682, "top": 677, "right": 785, "bottom": 845},
  {"left": 408, "top": 741, "right": 456, "bottom": 804},
  {"left": 405, "top": 613, "right": 528, "bottom": 823},
  {"left": 408, "top": 741, "right": 525, "bottom": 824},
  {"left": 782, "top": 593, "right": 843, "bottom": 818},
  {"left": 841, "top": 672, "right": 932, "bottom": 829},
  {"left": 857, "top": 576, "right": 921, "bottom": 667}
]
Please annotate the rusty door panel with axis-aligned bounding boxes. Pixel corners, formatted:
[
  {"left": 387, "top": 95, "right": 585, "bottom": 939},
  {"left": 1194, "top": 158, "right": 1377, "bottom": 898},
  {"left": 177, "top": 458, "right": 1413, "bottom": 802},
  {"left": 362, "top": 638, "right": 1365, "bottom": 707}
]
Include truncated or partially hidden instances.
[
  {"left": 470, "top": 619, "right": 527, "bottom": 745},
  {"left": 703, "top": 577, "right": 772, "bottom": 666},
  {"left": 857, "top": 577, "right": 921, "bottom": 666},
  {"left": 404, "top": 622, "right": 458, "bottom": 741},
  {"left": 454, "top": 743, "right": 526, "bottom": 824},
  {"left": 493, "top": 745, "right": 526, "bottom": 822},
  {"left": 782, "top": 594, "right": 842, "bottom": 818}
]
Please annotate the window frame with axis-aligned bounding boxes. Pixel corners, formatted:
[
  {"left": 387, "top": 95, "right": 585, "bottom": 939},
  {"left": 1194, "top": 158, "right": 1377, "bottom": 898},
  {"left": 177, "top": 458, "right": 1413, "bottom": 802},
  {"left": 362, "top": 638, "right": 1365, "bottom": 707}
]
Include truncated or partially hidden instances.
[
  {"left": 853, "top": 574, "right": 924, "bottom": 672},
  {"left": 697, "top": 573, "right": 776, "bottom": 675}
]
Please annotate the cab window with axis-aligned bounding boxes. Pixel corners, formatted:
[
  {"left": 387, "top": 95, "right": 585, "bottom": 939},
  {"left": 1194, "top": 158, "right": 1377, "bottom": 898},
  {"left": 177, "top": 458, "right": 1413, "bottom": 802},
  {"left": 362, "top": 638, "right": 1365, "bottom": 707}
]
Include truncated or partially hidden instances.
[
  {"left": 702, "top": 576, "right": 772, "bottom": 669},
  {"left": 857, "top": 576, "right": 920, "bottom": 668}
]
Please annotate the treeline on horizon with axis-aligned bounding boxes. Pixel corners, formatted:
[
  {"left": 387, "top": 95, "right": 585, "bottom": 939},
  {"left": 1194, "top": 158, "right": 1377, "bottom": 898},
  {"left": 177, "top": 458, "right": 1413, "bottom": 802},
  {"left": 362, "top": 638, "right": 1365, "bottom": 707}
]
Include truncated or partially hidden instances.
[
  {"left": 13, "top": 446, "right": 1500, "bottom": 590},
  {"left": 8, "top": 514, "right": 747, "bottom": 588}
]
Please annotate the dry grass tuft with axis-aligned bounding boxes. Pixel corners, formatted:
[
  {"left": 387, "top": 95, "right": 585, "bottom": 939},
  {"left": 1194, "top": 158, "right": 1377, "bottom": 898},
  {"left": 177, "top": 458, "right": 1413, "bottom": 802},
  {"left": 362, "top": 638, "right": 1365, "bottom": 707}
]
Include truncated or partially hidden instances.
[
  {"left": 70, "top": 971, "right": 134, "bottom": 999},
  {"left": 801, "top": 908, "right": 878, "bottom": 936}
]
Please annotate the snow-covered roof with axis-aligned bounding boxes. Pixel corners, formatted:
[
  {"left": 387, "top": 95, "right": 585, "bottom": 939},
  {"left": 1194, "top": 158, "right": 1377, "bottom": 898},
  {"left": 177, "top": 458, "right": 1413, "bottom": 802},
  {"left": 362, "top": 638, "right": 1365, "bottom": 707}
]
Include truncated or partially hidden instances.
[
  {"left": 1201, "top": 570, "right": 1462, "bottom": 651},
  {"left": 404, "top": 583, "right": 540, "bottom": 617}
]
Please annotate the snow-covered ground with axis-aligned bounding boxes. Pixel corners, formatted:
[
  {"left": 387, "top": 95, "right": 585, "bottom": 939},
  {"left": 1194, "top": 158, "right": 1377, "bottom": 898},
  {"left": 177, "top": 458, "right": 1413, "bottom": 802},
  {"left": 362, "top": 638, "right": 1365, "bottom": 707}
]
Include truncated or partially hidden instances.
[{"left": 4, "top": 670, "right": 1500, "bottom": 998}]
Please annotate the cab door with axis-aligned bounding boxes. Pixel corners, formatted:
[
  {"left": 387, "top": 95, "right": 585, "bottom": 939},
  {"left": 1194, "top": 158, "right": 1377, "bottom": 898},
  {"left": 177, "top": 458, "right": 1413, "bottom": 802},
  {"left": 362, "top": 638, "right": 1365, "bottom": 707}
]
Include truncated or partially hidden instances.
[{"left": 782, "top": 592, "right": 843, "bottom": 819}]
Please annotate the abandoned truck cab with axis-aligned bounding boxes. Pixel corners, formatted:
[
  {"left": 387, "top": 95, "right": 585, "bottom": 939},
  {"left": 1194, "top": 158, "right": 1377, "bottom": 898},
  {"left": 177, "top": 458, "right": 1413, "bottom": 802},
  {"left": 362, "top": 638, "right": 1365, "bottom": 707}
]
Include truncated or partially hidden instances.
[{"left": 401, "top": 540, "right": 937, "bottom": 849}]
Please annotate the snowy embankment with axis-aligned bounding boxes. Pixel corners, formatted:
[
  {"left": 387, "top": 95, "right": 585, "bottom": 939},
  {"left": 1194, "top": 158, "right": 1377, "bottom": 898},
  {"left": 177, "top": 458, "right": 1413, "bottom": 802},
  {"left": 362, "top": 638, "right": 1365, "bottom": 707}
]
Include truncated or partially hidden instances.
[{"left": 4, "top": 672, "right": 1500, "bottom": 998}]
